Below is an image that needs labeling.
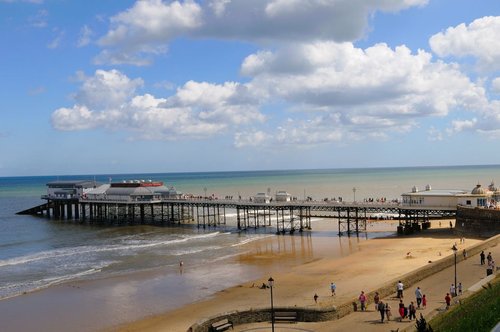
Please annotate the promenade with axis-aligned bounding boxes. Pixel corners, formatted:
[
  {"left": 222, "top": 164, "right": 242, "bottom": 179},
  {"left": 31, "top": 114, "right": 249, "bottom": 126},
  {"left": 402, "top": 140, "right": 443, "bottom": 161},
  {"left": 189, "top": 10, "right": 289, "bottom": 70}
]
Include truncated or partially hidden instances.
[{"left": 234, "top": 237, "right": 499, "bottom": 332}]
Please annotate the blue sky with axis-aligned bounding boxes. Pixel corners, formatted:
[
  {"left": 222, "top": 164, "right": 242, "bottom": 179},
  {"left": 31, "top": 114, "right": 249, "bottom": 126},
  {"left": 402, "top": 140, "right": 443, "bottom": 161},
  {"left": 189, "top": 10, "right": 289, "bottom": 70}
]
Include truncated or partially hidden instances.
[{"left": 1, "top": 0, "right": 500, "bottom": 176}]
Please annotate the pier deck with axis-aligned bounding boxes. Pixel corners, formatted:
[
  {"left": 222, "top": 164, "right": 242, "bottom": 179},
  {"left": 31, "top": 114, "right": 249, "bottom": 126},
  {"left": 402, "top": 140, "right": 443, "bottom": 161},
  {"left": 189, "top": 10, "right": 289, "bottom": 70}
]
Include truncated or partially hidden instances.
[{"left": 18, "top": 197, "right": 456, "bottom": 236}]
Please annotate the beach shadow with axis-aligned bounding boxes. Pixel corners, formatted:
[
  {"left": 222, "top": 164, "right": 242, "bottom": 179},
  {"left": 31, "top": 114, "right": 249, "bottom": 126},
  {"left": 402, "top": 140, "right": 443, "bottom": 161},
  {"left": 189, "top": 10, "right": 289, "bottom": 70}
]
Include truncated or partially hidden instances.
[{"left": 364, "top": 319, "right": 388, "bottom": 325}]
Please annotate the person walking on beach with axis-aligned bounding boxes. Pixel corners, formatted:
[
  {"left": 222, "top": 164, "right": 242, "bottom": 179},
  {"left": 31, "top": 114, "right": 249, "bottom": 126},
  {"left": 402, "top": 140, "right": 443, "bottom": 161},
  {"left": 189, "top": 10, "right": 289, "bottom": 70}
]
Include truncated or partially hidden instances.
[
  {"left": 385, "top": 302, "right": 392, "bottom": 321},
  {"left": 397, "top": 280, "right": 404, "bottom": 298},
  {"left": 378, "top": 300, "right": 385, "bottom": 323},
  {"left": 398, "top": 299, "right": 406, "bottom": 321},
  {"left": 457, "top": 282, "right": 463, "bottom": 295},
  {"left": 358, "top": 291, "right": 367, "bottom": 311},
  {"left": 445, "top": 293, "right": 451, "bottom": 308},
  {"left": 415, "top": 286, "right": 423, "bottom": 308},
  {"left": 408, "top": 301, "right": 416, "bottom": 320},
  {"left": 330, "top": 282, "right": 336, "bottom": 296},
  {"left": 422, "top": 294, "right": 427, "bottom": 308},
  {"left": 487, "top": 252, "right": 492, "bottom": 264},
  {"left": 480, "top": 250, "right": 486, "bottom": 265},
  {"left": 374, "top": 292, "right": 380, "bottom": 310},
  {"left": 450, "top": 283, "right": 456, "bottom": 297}
]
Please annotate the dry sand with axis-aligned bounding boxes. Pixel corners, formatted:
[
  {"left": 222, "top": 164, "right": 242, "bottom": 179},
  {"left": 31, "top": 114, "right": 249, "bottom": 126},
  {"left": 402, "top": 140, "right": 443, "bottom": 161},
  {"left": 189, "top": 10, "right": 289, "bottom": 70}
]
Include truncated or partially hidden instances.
[{"left": 116, "top": 221, "right": 482, "bottom": 332}]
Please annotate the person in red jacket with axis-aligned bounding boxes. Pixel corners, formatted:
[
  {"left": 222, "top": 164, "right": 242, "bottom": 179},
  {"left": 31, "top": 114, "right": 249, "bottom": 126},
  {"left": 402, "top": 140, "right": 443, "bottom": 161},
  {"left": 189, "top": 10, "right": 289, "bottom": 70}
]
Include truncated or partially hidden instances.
[{"left": 445, "top": 293, "right": 451, "bottom": 308}]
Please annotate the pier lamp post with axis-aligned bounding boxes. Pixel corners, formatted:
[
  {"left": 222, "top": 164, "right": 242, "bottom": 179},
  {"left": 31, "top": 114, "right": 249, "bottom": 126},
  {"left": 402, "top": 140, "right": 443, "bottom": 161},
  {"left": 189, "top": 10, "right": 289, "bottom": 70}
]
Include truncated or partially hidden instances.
[
  {"left": 353, "top": 187, "right": 357, "bottom": 202},
  {"left": 268, "top": 277, "right": 275, "bottom": 332},
  {"left": 452, "top": 244, "right": 458, "bottom": 296}
]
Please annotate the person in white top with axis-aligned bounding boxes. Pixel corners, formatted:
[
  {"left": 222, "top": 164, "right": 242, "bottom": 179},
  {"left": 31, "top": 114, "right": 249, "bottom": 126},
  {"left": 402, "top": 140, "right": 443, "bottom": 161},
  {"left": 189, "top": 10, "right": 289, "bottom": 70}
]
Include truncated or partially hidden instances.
[{"left": 397, "top": 280, "right": 404, "bottom": 298}]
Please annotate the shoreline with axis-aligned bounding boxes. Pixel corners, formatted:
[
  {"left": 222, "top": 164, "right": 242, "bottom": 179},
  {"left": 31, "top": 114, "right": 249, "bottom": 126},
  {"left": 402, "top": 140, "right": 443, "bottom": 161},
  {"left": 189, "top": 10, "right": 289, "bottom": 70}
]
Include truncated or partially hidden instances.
[
  {"left": 0, "top": 219, "right": 390, "bottom": 332},
  {"left": 116, "top": 220, "right": 480, "bottom": 332}
]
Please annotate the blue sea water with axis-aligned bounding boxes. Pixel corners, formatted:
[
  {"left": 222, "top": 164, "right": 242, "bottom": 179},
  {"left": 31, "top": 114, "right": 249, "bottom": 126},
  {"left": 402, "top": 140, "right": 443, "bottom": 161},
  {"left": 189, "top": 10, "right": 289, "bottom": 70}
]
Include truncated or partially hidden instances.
[{"left": 0, "top": 165, "right": 499, "bottom": 331}]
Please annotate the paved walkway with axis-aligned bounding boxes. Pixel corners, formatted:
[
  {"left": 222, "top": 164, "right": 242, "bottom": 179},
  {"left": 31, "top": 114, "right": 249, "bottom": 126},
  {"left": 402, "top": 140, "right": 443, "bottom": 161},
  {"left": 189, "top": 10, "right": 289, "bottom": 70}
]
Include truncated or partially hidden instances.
[{"left": 235, "top": 241, "right": 499, "bottom": 332}]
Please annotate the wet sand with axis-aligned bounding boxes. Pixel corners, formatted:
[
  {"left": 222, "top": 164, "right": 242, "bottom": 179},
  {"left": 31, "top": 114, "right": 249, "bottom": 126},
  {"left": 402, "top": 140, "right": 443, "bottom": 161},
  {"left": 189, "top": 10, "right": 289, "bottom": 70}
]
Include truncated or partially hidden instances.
[{"left": 118, "top": 220, "right": 482, "bottom": 332}]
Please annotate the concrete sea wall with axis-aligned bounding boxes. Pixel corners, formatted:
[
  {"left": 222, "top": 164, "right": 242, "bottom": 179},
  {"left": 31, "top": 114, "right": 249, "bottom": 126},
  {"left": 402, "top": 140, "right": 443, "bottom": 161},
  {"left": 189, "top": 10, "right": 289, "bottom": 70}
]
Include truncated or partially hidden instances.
[{"left": 455, "top": 206, "right": 500, "bottom": 238}]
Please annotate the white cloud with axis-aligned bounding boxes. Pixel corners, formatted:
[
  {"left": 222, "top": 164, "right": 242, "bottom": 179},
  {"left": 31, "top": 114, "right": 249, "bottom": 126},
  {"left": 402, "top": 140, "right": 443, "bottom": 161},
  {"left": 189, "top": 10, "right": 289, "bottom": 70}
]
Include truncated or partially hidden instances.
[
  {"left": 240, "top": 42, "right": 485, "bottom": 143},
  {"left": 77, "top": 25, "right": 93, "bottom": 47},
  {"left": 96, "top": 0, "right": 202, "bottom": 64},
  {"left": 96, "top": 0, "right": 427, "bottom": 65},
  {"left": 167, "top": 81, "right": 265, "bottom": 125},
  {"left": 491, "top": 77, "right": 500, "bottom": 94},
  {"left": 51, "top": 70, "right": 264, "bottom": 140},
  {"left": 430, "top": 16, "right": 500, "bottom": 71},
  {"left": 208, "top": 0, "right": 231, "bottom": 17},
  {"left": 234, "top": 40, "right": 497, "bottom": 147},
  {"left": 52, "top": 105, "right": 99, "bottom": 131},
  {"left": 234, "top": 131, "right": 270, "bottom": 148},
  {"left": 53, "top": 35, "right": 495, "bottom": 147},
  {"left": 447, "top": 118, "right": 477, "bottom": 135},
  {"left": 74, "top": 69, "right": 144, "bottom": 110}
]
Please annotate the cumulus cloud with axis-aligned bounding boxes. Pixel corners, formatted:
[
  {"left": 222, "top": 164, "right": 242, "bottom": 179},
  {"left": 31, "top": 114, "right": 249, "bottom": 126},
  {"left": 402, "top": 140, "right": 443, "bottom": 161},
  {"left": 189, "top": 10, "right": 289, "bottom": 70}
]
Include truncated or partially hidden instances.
[
  {"left": 234, "top": 41, "right": 486, "bottom": 146},
  {"left": 430, "top": 16, "right": 500, "bottom": 71},
  {"left": 53, "top": 35, "right": 496, "bottom": 146},
  {"left": 51, "top": 69, "right": 265, "bottom": 139},
  {"left": 251, "top": 39, "right": 500, "bottom": 146},
  {"left": 96, "top": 0, "right": 427, "bottom": 65},
  {"left": 96, "top": 0, "right": 202, "bottom": 65},
  {"left": 73, "top": 69, "right": 144, "bottom": 109}
]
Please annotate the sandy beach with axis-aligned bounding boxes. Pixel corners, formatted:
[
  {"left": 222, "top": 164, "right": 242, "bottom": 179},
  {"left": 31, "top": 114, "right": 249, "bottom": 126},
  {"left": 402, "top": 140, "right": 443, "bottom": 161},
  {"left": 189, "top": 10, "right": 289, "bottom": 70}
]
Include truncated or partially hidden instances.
[{"left": 117, "top": 220, "right": 483, "bottom": 332}]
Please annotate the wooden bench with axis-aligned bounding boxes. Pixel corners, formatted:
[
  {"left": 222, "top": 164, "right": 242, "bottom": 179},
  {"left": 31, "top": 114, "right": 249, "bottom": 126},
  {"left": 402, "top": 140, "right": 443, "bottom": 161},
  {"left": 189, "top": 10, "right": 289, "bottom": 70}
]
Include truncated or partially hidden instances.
[
  {"left": 210, "top": 318, "right": 233, "bottom": 331},
  {"left": 274, "top": 311, "right": 298, "bottom": 323}
]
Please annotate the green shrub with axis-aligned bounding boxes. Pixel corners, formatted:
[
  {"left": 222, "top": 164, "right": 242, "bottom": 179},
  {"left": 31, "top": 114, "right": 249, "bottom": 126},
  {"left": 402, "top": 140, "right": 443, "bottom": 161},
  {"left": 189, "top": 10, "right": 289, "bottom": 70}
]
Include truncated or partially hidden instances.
[{"left": 429, "top": 277, "right": 500, "bottom": 332}]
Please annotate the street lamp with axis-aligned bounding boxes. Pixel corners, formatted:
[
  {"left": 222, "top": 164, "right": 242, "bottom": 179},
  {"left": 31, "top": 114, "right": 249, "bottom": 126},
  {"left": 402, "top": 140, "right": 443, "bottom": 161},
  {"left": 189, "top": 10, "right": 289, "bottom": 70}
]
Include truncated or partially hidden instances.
[
  {"left": 452, "top": 244, "right": 458, "bottom": 296},
  {"left": 353, "top": 187, "right": 357, "bottom": 202},
  {"left": 268, "top": 277, "right": 275, "bottom": 332}
]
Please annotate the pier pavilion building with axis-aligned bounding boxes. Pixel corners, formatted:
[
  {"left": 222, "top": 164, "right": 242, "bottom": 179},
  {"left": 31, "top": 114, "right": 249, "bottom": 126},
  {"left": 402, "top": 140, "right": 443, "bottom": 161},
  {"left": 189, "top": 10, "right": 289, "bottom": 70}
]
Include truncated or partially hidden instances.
[
  {"left": 401, "top": 183, "right": 499, "bottom": 209},
  {"left": 44, "top": 180, "right": 99, "bottom": 200}
]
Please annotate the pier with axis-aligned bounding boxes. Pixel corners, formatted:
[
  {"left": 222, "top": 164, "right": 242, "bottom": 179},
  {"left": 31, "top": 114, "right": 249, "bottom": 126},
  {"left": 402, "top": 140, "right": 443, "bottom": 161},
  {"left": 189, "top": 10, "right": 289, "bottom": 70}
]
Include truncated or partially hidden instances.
[{"left": 18, "top": 197, "right": 456, "bottom": 236}]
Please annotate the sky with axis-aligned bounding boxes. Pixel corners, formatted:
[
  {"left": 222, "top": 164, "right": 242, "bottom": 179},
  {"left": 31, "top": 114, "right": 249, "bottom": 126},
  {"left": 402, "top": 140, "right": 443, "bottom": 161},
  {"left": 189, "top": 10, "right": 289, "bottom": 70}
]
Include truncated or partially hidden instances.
[{"left": 1, "top": 0, "right": 500, "bottom": 176}]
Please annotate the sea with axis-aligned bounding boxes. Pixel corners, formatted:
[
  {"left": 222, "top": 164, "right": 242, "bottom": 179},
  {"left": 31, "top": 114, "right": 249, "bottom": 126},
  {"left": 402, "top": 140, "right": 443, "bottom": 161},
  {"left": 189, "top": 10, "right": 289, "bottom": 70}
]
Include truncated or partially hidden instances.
[{"left": 1, "top": 165, "right": 499, "bottom": 331}]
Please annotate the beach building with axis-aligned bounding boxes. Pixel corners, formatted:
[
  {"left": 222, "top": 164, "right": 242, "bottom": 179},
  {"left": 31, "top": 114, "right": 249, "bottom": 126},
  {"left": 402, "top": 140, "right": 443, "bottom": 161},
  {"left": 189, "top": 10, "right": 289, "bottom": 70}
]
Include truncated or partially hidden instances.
[
  {"left": 44, "top": 180, "right": 99, "bottom": 200},
  {"left": 253, "top": 192, "right": 271, "bottom": 203},
  {"left": 275, "top": 191, "right": 292, "bottom": 202},
  {"left": 401, "top": 183, "right": 498, "bottom": 208},
  {"left": 83, "top": 180, "right": 180, "bottom": 202}
]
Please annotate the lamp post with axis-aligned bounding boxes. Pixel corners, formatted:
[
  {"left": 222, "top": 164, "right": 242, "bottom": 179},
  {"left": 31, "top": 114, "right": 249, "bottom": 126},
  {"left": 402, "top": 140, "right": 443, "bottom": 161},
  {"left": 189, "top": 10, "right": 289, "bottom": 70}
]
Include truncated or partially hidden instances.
[
  {"left": 268, "top": 277, "right": 275, "bottom": 332},
  {"left": 353, "top": 187, "right": 357, "bottom": 202},
  {"left": 452, "top": 244, "right": 458, "bottom": 296}
]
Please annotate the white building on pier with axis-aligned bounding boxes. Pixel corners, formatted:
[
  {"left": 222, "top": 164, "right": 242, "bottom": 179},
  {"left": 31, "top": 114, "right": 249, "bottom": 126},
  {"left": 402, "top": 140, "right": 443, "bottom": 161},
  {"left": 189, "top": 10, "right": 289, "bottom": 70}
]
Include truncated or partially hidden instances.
[{"left": 401, "top": 183, "right": 499, "bottom": 208}]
